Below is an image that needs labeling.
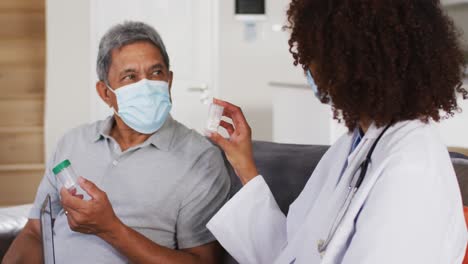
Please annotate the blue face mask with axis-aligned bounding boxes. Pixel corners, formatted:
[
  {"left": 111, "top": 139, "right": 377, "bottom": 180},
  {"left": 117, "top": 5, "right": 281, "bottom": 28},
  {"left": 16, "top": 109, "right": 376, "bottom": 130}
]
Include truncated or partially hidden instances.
[
  {"left": 306, "top": 69, "right": 320, "bottom": 98},
  {"left": 307, "top": 69, "right": 320, "bottom": 96},
  {"left": 306, "top": 69, "right": 331, "bottom": 104},
  {"left": 107, "top": 79, "right": 172, "bottom": 134}
]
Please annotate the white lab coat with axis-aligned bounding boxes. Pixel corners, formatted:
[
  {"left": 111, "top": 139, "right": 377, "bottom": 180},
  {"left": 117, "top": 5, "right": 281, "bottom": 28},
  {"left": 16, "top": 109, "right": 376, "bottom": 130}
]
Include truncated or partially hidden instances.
[{"left": 207, "top": 120, "right": 468, "bottom": 264}]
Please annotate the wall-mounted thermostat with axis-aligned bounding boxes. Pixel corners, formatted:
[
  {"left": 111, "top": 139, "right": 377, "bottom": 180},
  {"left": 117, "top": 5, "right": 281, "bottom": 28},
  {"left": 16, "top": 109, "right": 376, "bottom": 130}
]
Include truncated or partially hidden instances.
[{"left": 235, "top": 0, "right": 266, "bottom": 21}]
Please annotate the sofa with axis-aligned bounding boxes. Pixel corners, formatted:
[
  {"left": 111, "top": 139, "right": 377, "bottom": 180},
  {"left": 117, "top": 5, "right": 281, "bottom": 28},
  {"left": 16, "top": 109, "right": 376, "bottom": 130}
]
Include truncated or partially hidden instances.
[{"left": 1, "top": 141, "right": 467, "bottom": 263}]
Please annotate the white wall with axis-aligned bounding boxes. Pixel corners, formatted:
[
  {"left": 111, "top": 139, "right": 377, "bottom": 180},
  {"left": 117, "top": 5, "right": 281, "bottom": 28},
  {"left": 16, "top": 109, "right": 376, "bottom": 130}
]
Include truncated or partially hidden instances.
[
  {"left": 273, "top": 86, "right": 337, "bottom": 145},
  {"left": 217, "top": 0, "right": 306, "bottom": 141},
  {"left": 433, "top": 0, "right": 468, "bottom": 149},
  {"left": 44, "top": 0, "right": 468, "bottom": 158},
  {"left": 45, "top": 0, "right": 91, "bottom": 158},
  {"left": 443, "top": 0, "right": 468, "bottom": 7},
  {"left": 444, "top": 3, "right": 468, "bottom": 51},
  {"left": 436, "top": 81, "right": 468, "bottom": 148},
  {"left": 89, "top": 0, "right": 219, "bottom": 131},
  {"left": 46, "top": 0, "right": 218, "bottom": 158},
  {"left": 269, "top": 1, "right": 468, "bottom": 147}
]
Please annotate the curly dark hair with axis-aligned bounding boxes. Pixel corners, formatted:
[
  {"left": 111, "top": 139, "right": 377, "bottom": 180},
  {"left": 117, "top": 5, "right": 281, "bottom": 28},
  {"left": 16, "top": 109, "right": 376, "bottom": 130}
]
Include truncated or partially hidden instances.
[{"left": 287, "top": 0, "right": 467, "bottom": 130}]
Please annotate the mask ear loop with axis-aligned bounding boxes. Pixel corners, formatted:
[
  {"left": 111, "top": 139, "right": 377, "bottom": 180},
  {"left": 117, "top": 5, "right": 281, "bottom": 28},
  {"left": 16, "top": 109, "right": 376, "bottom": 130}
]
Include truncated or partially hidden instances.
[{"left": 105, "top": 83, "right": 121, "bottom": 117}]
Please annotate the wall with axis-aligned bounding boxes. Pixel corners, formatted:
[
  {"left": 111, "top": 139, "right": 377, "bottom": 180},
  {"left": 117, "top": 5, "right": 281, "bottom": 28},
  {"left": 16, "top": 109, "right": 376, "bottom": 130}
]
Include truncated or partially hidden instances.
[
  {"left": 44, "top": 0, "right": 468, "bottom": 156},
  {"left": 273, "top": 86, "right": 337, "bottom": 145},
  {"left": 45, "top": 0, "right": 91, "bottom": 158},
  {"left": 45, "top": 0, "right": 220, "bottom": 158},
  {"left": 217, "top": 0, "right": 306, "bottom": 141},
  {"left": 445, "top": 3, "right": 468, "bottom": 50},
  {"left": 436, "top": 80, "right": 468, "bottom": 148},
  {"left": 0, "top": 0, "right": 46, "bottom": 205},
  {"left": 89, "top": 0, "right": 219, "bottom": 135},
  {"left": 436, "top": 3, "right": 468, "bottom": 148},
  {"left": 224, "top": 0, "right": 468, "bottom": 147}
]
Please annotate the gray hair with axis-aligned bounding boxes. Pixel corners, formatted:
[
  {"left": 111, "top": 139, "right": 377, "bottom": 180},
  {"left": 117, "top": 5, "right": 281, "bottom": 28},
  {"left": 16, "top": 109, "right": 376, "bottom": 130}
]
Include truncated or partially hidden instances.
[{"left": 96, "top": 21, "right": 170, "bottom": 83}]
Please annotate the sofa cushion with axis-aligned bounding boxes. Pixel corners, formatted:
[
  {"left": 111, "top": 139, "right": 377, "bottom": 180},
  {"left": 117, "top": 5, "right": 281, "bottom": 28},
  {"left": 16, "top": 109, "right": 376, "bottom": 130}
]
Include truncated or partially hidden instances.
[
  {"left": 222, "top": 142, "right": 329, "bottom": 264},
  {"left": 453, "top": 158, "right": 468, "bottom": 206},
  {"left": 0, "top": 204, "right": 31, "bottom": 261},
  {"left": 1, "top": 144, "right": 467, "bottom": 264},
  {"left": 227, "top": 141, "right": 330, "bottom": 215},
  {"left": 226, "top": 146, "right": 468, "bottom": 211}
]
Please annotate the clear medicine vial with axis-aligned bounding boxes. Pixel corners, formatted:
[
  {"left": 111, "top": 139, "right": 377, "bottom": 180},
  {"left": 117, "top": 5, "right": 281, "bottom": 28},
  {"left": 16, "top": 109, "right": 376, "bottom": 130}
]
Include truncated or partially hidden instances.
[
  {"left": 52, "top": 159, "right": 78, "bottom": 191},
  {"left": 205, "top": 103, "right": 224, "bottom": 133}
]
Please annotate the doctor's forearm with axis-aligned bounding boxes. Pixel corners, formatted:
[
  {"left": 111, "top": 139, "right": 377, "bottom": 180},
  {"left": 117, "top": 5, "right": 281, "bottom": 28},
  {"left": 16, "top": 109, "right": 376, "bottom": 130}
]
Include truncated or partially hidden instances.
[
  {"left": 231, "top": 158, "right": 259, "bottom": 185},
  {"left": 207, "top": 176, "right": 288, "bottom": 264},
  {"left": 98, "top": 220, "right": 218, "bottom": 264}
]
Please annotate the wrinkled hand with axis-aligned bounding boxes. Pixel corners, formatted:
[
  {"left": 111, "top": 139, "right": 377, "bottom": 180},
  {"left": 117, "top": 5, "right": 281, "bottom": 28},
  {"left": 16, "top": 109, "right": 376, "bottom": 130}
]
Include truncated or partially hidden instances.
[
  {"left": 60, "top": 177, "right": 121, "bottom": 237},
  {"left": 208, "top": 98, "right": 259, "bottom": 185}
]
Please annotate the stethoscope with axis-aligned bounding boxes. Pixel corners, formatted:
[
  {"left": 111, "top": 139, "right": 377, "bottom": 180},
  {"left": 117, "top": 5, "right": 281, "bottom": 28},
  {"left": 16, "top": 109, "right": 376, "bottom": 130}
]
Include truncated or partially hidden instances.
[{"left": 317, "top": 123, "right": 393, "bottom": 256}]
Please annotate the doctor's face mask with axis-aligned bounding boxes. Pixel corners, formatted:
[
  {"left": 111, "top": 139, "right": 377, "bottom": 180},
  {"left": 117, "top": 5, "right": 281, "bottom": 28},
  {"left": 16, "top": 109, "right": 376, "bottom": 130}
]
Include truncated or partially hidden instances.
[
  {"left": 306, "top": 69, "right": 331, "bottom": 105},
  {"left": 107, "top": 79, "right": 172, "bottom": 134}
]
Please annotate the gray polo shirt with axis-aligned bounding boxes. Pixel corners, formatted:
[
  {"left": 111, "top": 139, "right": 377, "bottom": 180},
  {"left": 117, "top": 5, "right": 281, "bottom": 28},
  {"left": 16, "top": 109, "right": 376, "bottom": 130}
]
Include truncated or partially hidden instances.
[{"left": 29, "top": 116, "right": 231, "bottom": 263}]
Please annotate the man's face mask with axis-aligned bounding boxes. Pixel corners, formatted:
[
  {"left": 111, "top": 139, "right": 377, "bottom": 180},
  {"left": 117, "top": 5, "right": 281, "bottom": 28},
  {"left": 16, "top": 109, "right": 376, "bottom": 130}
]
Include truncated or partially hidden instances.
[{"left": 107, "top": 79, "right": 172, "bottom": 134}]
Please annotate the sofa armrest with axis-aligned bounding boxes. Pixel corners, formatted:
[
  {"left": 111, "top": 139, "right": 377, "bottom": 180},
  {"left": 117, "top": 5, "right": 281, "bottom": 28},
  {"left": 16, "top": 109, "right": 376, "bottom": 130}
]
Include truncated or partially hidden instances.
[{"left": 0, "top": 204, "right": 31, "bottom": 260}]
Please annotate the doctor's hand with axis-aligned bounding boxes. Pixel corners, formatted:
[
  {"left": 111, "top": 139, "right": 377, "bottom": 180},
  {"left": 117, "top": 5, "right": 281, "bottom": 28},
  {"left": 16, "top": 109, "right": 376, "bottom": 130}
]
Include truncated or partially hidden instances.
[
  {"left": 60, "top": 177, "right": 122, "bottom": 237},
  {"left": 208, "top": 98, "right": 259, "bottom": 185}
]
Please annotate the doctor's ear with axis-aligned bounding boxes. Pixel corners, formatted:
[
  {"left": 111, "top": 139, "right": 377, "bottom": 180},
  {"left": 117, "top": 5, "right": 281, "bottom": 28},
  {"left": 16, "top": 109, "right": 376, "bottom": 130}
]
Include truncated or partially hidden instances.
[{"left": 96, "top": 81, "right": 112, "bottom": 107}]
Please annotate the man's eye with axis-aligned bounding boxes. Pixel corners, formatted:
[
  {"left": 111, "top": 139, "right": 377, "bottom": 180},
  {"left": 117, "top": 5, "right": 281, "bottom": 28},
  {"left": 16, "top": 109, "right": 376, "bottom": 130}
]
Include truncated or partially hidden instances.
[
  {"left": 152, "top": 70, "right": 162, "bottom": 76},
  {"left": 123, "top": 74, "right": 136, "bottom": 80}
]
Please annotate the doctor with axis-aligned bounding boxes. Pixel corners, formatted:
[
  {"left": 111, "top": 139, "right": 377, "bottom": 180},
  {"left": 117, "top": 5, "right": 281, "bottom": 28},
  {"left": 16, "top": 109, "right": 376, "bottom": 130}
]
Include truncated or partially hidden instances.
[{"left": 206, "top": 0, "right": 468, "bottom": 263}]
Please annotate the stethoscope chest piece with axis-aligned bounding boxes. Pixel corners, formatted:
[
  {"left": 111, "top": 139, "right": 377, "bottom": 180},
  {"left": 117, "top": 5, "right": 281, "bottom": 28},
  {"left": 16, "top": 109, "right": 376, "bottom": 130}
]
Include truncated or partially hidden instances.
[{"left": 317, "top": 239, "right": 326, "bottom": 257}]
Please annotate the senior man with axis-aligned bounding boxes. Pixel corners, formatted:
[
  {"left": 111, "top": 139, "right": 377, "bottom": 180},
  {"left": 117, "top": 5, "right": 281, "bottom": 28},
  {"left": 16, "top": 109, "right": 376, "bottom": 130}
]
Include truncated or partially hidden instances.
[{"left": 3, "top": 21, "right": 230, "bottom": 264}]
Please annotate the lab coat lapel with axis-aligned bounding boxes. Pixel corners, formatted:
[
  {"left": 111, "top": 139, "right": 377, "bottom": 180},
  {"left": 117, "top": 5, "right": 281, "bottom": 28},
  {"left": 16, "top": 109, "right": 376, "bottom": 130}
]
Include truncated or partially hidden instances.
[
  {"left": 320, "top": 165, "right": 383, "bottom": 264},
  {"left": 320, "top": 123, "right": 396, "bottom": 263},
  {"left": 278, "top": 134, "right": 356, "bottom": 263},
  {"left": 278, "top": 123, "right": 395, "bottom": 264},
  {"left": 286, "top": 133, "right": 353, "bottom": 239}
]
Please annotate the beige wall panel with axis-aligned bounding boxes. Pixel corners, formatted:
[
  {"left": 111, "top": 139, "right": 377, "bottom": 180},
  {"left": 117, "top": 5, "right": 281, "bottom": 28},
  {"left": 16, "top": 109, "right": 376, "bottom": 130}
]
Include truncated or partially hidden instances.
[
  {"left": 0, "top": 99, "right": 43, "bottom": 127},
  {"left": 0, "top": 65, "right": 44, "bottom": 99},
  {"left": 0, "top": 0, "right": 44, "bottom": 11},
  {"left": 0, "top": 11, "right": 44, "bottom": 38},
  {"left": 0, "top": 39, "right": 44, "bottom": 66},
  {"left": 0, "top": 169, "right": 43, "bottom": 206},
  {"left": 0, "top": 130, "right": 44, "bottom": 165},
  {"left": 0, "top": 0, "right": 45, "bottom": 207},
  {"left": 449, "top": 147, "right": 468, "bottom": 157}
]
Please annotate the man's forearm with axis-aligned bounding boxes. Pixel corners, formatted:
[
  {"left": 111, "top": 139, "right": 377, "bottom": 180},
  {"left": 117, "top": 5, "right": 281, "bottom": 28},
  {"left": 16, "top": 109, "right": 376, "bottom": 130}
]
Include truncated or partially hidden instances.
[
  {"left": 60, "top": 178, "right": 221, "bottom": 263},
  {"left": 98, "top": 220, "right": 209, "bottom": 264},
  {"left": 2, "top": 221, "right": 43, "bottom": 264}
]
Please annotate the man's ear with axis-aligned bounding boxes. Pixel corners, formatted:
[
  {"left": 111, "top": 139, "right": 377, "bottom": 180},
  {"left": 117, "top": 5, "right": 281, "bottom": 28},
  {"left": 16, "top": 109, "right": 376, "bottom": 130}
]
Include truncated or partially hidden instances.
[
  {"left": 168, "top": 71, "right": 174, "bottom": 102},
  {"left": 96, "top": 81, "right": 112, "bottom": 107}
]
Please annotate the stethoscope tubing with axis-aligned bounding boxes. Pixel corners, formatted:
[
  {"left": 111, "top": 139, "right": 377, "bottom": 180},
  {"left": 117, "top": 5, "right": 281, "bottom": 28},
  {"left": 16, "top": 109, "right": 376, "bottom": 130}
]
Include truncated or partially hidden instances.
[{"left": 317, "top": 123, "right": 393, "bottom": 255}]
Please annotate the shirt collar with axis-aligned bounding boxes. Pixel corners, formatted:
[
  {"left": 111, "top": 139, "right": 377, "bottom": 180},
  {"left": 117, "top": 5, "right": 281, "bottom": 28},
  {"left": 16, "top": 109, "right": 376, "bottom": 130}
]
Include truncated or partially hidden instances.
[
  {"left": 145, "top": 115, "right": 176, "bottom": 151},
  {"left": 350, "top": 128, "right": 364, "bottom": 154},
  {"left": 92, "top": 115, "right": 176, "bottom": 151},
  {"left": 93, "top": 116, "right": 114, "bottom": 142}
]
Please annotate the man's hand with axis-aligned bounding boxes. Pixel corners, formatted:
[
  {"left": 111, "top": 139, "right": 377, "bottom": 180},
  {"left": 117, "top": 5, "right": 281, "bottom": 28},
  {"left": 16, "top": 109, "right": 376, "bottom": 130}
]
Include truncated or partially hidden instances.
[
  {"left": 60, "top": 177, "right": 122, "bottom": 237},
  {"left": 60, "top": 177, "right": 221, "bottom": 264}
]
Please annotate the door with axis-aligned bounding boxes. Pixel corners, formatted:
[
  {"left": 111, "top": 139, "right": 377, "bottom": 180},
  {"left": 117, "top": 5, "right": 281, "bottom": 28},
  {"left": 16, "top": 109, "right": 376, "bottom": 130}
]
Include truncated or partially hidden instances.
[{"left": 90, "top": 0, "right": 219, "bottom": 133}]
